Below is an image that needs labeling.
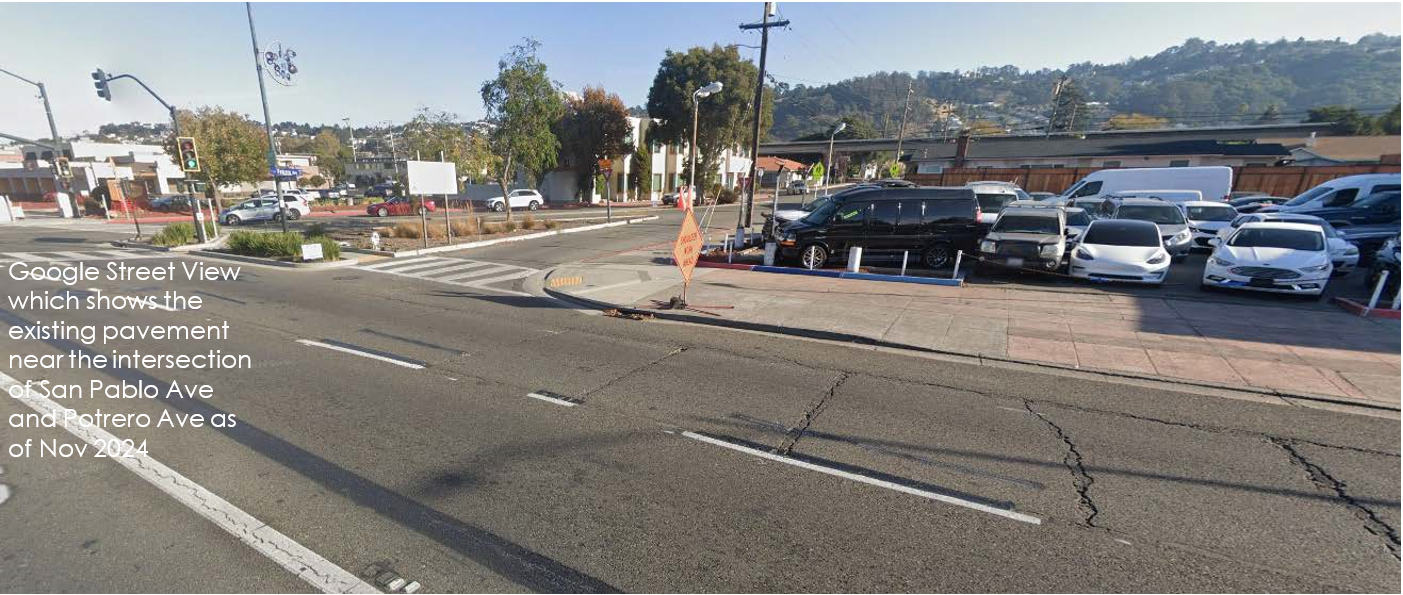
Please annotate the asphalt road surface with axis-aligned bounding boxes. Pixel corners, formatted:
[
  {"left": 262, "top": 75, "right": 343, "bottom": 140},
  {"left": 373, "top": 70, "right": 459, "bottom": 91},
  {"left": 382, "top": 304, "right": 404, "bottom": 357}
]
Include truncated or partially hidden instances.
[{"left": 0, "top": 218, "right": 1398, "bottom": 593}]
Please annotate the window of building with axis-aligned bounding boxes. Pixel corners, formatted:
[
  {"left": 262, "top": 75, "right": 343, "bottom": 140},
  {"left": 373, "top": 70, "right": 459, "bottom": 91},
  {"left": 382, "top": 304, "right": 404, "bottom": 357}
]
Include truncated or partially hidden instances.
[
  {"left": 652, "top": 174, "right": 662, "bottom": 190},
  {"left": 1169, "top": 160, "right": 1191, "bottom": 167}
]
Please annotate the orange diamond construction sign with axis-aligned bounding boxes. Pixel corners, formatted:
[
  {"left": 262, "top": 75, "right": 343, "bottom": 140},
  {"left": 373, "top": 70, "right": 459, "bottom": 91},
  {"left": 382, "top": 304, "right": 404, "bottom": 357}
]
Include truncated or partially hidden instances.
[{"left": 672, "top": 210, "right": 703, "bottom": 283}]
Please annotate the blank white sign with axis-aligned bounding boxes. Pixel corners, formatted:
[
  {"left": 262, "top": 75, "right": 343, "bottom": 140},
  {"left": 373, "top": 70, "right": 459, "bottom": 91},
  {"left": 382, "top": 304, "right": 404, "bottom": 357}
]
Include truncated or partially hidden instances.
[{"left": 406, "top": 161, "right": 458, "bottom": 195}]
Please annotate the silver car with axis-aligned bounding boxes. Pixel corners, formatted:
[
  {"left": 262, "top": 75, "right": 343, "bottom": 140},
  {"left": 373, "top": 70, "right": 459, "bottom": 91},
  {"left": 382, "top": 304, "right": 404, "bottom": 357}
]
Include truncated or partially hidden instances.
[{"left": 1112, "top": 198, "right": 1193, "bottom": 260}]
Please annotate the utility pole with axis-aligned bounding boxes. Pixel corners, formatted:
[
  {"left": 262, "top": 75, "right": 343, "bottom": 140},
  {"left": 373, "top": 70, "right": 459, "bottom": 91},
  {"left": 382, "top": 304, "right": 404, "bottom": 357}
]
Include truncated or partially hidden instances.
[
  {"left": 1, "top": 67, "right": 79, "bottom": 217},
  {"left": 737, "top": 2, "right": 789, "bottom": 243},
  {"left": 245, "top": 2, "right": 289, "bottom": 233},
  {"left": 343, "top": 117, "right": 356, "bottom": 162},
  {"left": 1046, "top": 74, "right": 1069, "bottom": 138},
  {"left": 893, "top": 81, "right": 913, "bottom": 178}
]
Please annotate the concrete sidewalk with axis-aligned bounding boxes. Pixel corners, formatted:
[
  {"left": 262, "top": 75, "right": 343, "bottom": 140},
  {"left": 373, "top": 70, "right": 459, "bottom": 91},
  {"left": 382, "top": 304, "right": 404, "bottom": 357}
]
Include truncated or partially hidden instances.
[{"left": 545, "top": 247, "right": 1401, "bottom": 409}]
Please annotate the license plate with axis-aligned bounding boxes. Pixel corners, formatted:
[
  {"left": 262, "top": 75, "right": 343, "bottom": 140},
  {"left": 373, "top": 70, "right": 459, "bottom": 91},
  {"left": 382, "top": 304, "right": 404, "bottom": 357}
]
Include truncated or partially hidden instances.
[
  {"left": 1006, "top": 257, "right": 1023, "bottom": 268},
  {"left": 1248, "top": 278, "right": 1275, "bottom": 288}
]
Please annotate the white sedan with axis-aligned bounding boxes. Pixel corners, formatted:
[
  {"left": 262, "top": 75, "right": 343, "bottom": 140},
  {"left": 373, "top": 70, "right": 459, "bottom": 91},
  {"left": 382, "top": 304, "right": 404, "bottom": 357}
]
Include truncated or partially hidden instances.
[
  {"left": 1068, "top": 219, "right": 1171, "bottom": 285},
  {"left": 1214, "top": 213, "right": 1359, "bottom": 276},
  {"left": 1181, "top": 201, "right": 1239, "bottom": 250},
  {"left": 485, "top": 189, "right": 544, "bottom": 212},
  {"left": 1202, "top": 222, "right": 1333, "bottom": 296}
]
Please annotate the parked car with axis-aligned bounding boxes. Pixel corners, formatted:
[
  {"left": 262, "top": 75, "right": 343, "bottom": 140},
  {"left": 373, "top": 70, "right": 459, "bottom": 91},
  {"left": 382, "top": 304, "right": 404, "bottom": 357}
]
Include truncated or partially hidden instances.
[
  {"left": 1111, "top": 198, "right": 1193, "bottom": 260},
  {"left": 776, "top": 186, "right": 982, "bottom": 269},
  {"left": 786, "top": 180, "right": 810, "bottom": 195},
  {"left": 148, "top": 195, "right": 195, "bottom": 212},
  {"left": 1071, "top": 197, "right": 1109, "bottom": 218},
  {"left": 1365, "top": 235, "right": 1400, "bottom": 295},
  {"left": 484, "top": 189, "right": 544, "bottom": 211},
  {"left": 220, "top": 198, "right": 284, "bottom": 225},
  {"left": 1291, "top": 189, "right": 1399, "bottom": 239},
  {"left": 1230, "top": 195, "right": 1289, "bottom": 213},
  {"left": 1215, "top": 213, "right": 1359, "bottom": 276},
  {"left": 367, "top": 196, "right": 435, "bottom": 217},
  {"left": 967, "top": 182, "right": 1021, "bottom": 226},
  {"left": 1203, "top": 222, "right": 1333, "bottom": 296},
  {"left": 858, "top": 178, "right": 919, "bottom": 189},
  {"left": 1068, "top": 219, "right": 1171, "bottom": 285},
  {"left": 966, "top": 180, "right": 1033, "bottom": 201},
  {"left": 1055, "top": 166, "right": 1233, "bottom": 202},
  {"left": 252, "top": 189, "right": 313, "bottom": 217},
  {"left": 365, "top": 183, "right": 398, "bottom": 198},
  {"left": 1029, "top": 191, "right": 1058, "bottom": 202},
  {"left": 1268, "top": 173, "right": 1400, "bottom": 213},
  {"left": 977, "top": 206, "right": 1067, "bottom": 273},
  {"left": 318, "top": 187, "right": 343, "bottom": 200},
  {"left": 1181, "top": 201, "right": 1240, "bottom": 250},
  {"left": 1064, "top": 207, "right": 1092, "bottom": 243}
]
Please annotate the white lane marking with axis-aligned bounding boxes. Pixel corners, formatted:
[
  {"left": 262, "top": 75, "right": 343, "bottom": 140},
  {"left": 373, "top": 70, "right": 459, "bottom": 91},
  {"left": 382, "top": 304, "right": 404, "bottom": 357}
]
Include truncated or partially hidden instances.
[
  {"left": 461, "top": 268, "right": 537, "bottom": 286},
  {"left": 679, "top": 431, "right": 1043, "bottom": 525},
  {"left": 358, "top": 257, "right": 440, "bottom": 271},
  {"left": 4, "top": 252, "right": 43, "bottom": 262},
  {"left": 295, "top": 339, "right": 425, "bottom": 369},
  {"left": 372, "top": 259, "right": 448, "bottom": 273},
  {"left": 55, "top": 251, "right": 102, "bottom": 260},
  {"left": 88, "top": 288, "right": 179, "bottom": 312},
  {"left": 525, "top": 392, "right": 578, "bottom": 407},
  {"left": 439, "top": 264, "right": 515, "bottom": 282},
  {"left": 417, "top": 261, "right": 493, "bottom": 277},
  {"left": 0, "top": 372, "right": 377, "bottom": 594},
  {"left": 0, "top": 465, "right": 9, "bottom": 507}
]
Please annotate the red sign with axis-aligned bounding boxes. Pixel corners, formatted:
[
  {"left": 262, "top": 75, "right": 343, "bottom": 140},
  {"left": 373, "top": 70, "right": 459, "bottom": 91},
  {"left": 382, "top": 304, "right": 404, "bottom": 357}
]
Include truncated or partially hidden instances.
[{"left": 672, "top": 210, "right": 703, "bottom": 283}]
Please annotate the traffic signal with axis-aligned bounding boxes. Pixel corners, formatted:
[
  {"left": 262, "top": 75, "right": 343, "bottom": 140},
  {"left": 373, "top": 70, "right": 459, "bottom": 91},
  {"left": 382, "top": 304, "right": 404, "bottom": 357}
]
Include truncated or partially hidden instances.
[
  {"left": 53, "top": 157, "right": 73, "bottom": 179},
  {"left": 177, "top": 137, "right": 200, "bottom": 172},
  {"left": 92, "top": 69, "right": 111, "bottom": 101}
]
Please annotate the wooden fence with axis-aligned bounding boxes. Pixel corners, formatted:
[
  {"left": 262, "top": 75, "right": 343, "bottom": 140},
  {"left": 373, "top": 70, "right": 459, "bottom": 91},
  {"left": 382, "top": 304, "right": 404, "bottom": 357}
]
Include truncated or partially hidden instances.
[{"left": 905, "top": 164, "right": 1401, "bottom": 197}]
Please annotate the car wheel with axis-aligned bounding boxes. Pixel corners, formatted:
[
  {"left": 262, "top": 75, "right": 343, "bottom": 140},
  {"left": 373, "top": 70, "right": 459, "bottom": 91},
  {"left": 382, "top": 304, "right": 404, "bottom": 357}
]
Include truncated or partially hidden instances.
[
  {"left": 377, "top": 207, "right": 389, "bottom": 218},
  {"left": 528, "top": 201, "right": 540, "bottom": 211},
  {"left": 923, "top": 244, "right": 954, "bottom": 269},
  {"left": 272, "top": 213, "right": 283, "bottom": 222},
  {"left": 492, "top": 202, "right": 505, "bottom": 212},
  {"left": 288, "top": 210, "right": 301, "bottom": 220},
  {"left": 800, "top": 244, "right": 828, "bottom": 270},
  {"left": 225, "top": 214, "right": 240, "bottom": 226}
]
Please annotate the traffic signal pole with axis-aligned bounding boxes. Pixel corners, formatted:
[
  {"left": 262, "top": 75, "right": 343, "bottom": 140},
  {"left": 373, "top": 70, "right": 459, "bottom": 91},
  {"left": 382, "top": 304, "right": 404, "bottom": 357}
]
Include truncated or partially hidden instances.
[
  {"left": 246, "top": 2, "right": 289, "bottom": 234},
  {"left": 1, "top": 67, "right": 79, "bottom": 217}
]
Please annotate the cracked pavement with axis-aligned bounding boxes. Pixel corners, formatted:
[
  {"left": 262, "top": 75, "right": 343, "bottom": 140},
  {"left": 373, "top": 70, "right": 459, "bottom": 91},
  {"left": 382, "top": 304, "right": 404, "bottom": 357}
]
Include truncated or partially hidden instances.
[{"left": 0, "top": 221, "right": 1398, "bottom": 592}]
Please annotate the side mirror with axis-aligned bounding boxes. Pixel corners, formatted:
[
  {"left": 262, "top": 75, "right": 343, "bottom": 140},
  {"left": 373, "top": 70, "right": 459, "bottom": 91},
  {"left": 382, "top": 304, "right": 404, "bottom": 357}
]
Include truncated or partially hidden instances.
[{"left": 1207, "top": 237, "right": 1220, "bottom": 247}]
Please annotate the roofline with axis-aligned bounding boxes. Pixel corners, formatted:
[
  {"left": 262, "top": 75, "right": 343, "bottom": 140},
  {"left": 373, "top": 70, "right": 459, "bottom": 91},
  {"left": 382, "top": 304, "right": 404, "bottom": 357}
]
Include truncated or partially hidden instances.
[{"left": 762, "top": 123, "right": 1335, "bottom": 149}]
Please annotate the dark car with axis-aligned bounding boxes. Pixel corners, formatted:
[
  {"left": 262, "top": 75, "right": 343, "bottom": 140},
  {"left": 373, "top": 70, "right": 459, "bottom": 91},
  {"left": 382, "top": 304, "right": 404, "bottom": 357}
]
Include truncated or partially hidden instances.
[
  {"left": 366, "top": 196, "right": 435, "bottom": 217},
  {"left": 774, "top": 186, "right": 982, "bottom": 270},
  {"left": 1365, "top": 235, "right": 1400, "bottom": 295},
  {"left": 855, "top": 178, "right": 918, "bottom": 189},
  {"left": 365, "top": 183, "right": 397, "bottom": 198},
  {"left": 1230, "top": 195, "right": 1290, "bottom": 213},
  {"left": 1292, "top": 190, "right": 1400, "bottom": 258},
  {"left": 148, "top": 195, "right": 194, "bottom": 212}
]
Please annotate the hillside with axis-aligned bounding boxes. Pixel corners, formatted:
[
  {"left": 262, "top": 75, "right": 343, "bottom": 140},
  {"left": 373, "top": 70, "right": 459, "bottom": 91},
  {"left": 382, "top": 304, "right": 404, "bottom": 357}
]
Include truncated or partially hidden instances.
[{"left": 770, "top": 34, "right": 1401, "bottom": 141}]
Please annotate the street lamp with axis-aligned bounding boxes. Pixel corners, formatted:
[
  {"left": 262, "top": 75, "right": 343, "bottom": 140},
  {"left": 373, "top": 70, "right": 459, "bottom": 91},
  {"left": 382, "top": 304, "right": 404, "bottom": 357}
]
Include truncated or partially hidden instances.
[
  {"left": 343, "top": 117, "right": 355, "bottom": 162},
  {"left": 825, "top": 121, "right": 846, "bottom": 197},
  {"left": 689, "top": 81, "right": 723, "bottom": 207}
]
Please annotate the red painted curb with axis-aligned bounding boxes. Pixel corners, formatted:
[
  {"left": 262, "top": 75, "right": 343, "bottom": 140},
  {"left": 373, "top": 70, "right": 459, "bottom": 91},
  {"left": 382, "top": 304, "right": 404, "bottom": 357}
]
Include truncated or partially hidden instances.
[{"left": 1333, "top": 297, "right": 1402, "bottom": 319}]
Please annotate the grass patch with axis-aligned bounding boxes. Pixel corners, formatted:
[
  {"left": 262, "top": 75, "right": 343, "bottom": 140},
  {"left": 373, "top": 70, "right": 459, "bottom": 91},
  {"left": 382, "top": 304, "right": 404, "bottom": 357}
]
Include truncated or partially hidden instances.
[
  {"left": 150, "top": 221, "right": 217, "bottom": 247},
  {"left": 227, "top": 231, "right": 340, "bottom": 261}
]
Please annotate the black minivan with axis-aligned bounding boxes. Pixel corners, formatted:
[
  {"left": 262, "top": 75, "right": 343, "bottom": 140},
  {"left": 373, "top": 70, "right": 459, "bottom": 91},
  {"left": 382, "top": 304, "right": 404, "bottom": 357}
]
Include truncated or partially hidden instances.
[{"left": 775, "top": 186, "right": 982, "bottom": 269}]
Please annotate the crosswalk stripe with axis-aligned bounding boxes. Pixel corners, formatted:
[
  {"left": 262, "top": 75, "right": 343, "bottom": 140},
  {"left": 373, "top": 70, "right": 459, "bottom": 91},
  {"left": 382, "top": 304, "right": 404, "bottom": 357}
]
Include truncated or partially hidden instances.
[
  {"left": 54, "top": 251, "right": 101, "bottom": 260},
  {"left": 3, "top": 252, "right": 43, "bottom": 262},
  {"left": 418, "top": 261, "right": 494, "bottom": 277},
  {"left": 461, "top": 269, "right": 538, "bottom": 286},
  {"left": 360, "top": 257, "right": 443, "bottom": 272},
  {"left": 439, "top": 265, "right": 517, "bottom": 281}
]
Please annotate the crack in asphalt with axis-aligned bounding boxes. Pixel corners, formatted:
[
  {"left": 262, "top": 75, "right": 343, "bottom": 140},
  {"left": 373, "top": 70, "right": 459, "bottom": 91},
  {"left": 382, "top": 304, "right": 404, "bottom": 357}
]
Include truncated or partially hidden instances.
[
  {"left": 776, "top": 372, "right": 851, "bottom": 455},
  {"left": 1025, "top": 400, "right": 1103, "bottom": 530},
  {"left": 1272, "top": 439, "right": 1401, "bottom": 560},
  {"left": 578, "top": 346, "right": 687, "bottom": 398}
]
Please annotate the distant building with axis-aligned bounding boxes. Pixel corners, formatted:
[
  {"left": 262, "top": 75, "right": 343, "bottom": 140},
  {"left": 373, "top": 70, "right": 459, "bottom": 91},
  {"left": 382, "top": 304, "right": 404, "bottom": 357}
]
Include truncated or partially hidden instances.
[{"left": 0, "top": 141, "right": 185, "bottom": 200}]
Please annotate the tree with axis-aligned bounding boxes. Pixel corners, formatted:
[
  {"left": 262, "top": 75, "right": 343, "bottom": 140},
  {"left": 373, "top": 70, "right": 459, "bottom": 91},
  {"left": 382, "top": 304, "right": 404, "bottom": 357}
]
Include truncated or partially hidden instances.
[
  {"left": 1256, "top": 104, "right": 1282, "bottom": 124},
  {"left": 1307, "top": 105, "right": 1378, "bottom": 135},
  {"left": 646, "top": 44, "right": 772, "bottom": 190},
  {"left": 170, "top": 107, "right": 267, "bottom": 207},
  {"left": 1104, "top": 113, "right": 1169, "bottom": 130},
  {"left": 1379, "top": 105, "right": 1401, "bottom": 135},
  {"left": 556, "top": 86, "right": 632, "bottom": 201},
  {"left": 480, "top": 39, "right": 565, "bottom": 220},
  {"left": 401, "top": 108, "right": 493, "bottom": 193},
  {"left": 307, "top": 174, "right": 326, "bottom": 187},
  {"left": 308, "top": 130, "right": 347, "bottom": 183},
  {"left": 1049, "top": 79, "right": 1089, "bottom": 133},
  {"left": 629, "top": 128, "right": 652, "bottom": 199}
]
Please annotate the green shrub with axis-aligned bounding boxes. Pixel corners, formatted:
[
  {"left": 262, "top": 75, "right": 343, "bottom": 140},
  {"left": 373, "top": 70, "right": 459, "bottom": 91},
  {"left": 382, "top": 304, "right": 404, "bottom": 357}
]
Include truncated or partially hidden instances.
[
  {"left": 227, "top": 231, "right": 337, "bottom": 261},
  {"left": 150, "top": 221, "right": 217, "bottom": 246},
  {"left": 716, "top": 188, "right": 739, "bottom": 204}
]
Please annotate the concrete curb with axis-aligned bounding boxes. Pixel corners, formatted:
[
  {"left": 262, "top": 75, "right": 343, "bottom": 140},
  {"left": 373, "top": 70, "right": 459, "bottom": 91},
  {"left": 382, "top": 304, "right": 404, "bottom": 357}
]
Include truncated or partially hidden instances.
[
  {"left": 1334, "top": 296, "right": 1402, "bottom": 319},
  {"left": 348, "top": 216, "right": 661, "bottom": 258},
  {"left": 112, "top": 237, "right": 228, "bottom": 252},
  {"left": 697, "top": 259, "right": 965, "bottom": 286},
  {"left": 541, "top": 267, "right": 1398, "bottom": 413},
  {"left": 188, "top": 250, "right": 360, "bottom": 269}
]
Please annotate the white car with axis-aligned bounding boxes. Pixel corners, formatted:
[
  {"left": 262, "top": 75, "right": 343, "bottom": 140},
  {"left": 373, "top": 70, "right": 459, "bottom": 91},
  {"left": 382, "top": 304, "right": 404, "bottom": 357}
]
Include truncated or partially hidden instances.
[
  {"left": 1203, "top": 222, "right": 1333, "bottom": 296},
  {"left": 253, "top": 190, "right": 313, "bottom": 218},
  {"left": 1214, "top": 213, "right": 1359, "bottom": 276},
  {"left": 1068, "top": 219, "right": 1171, "bottom": 285},
  {"left": 1181, "top": 201, "right": 1240, "bottom": 250},
  {"left": 485, "top": 189, "right": 544, "bottom": 212},
  {"left": 967, "top": 183, "right": 1021, "bottom": 226}
]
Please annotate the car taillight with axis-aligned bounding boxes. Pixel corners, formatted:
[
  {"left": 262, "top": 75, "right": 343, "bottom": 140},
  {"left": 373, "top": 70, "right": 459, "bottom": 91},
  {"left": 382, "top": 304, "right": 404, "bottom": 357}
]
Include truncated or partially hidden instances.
[{"left": 974, "top": 205, "right": 982, "bottom": 221}]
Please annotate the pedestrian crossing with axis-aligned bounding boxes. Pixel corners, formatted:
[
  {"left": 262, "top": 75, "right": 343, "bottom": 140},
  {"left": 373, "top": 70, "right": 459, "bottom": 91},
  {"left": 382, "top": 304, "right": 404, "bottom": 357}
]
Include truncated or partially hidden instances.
[
  {"left": 354, "top": 256, "right": 540, "bottom": 296},
  {"left": 0, "top": 249, "right": 171, "bottom": 263}
]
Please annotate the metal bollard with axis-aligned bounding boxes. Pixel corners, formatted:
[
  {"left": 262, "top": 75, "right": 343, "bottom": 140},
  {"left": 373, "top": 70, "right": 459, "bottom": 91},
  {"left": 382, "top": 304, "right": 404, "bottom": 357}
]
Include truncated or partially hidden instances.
[
  {"left": 900, "top": 251, "right": 908, "bottom": 276},
  {"left": 951, "top": 250, "right": 963, "bottom": 280},
  {"left": 847, "top": 246, "right": 863, "bottom": 272},
  {"left": 724, "top": 234, "right": 732, "bottom": 263},
  {"left": 1366, "top": 270, "right": 1391, "bottom": 312},
  {"left": 764, "top": 241, "right": 777, "bottom": 266}
]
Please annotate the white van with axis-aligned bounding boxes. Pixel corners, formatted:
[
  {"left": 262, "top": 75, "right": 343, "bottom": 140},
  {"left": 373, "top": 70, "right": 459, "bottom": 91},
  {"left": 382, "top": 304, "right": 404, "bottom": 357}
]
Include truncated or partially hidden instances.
[
  {"left": 1058, "top": 166, "right": 1233, "bottom": 202},
  {"left": 1272, "top": 173, "right": 1401, "bottom": 213}
]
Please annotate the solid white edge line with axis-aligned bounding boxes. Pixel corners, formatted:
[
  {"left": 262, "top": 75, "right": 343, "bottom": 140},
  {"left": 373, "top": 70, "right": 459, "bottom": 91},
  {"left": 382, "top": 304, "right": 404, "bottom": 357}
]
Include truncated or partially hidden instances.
[
  {"left": 525, "top": 392, "right": 578, "bottom": 407},
  {"left": 0, "top": 373, "right": 378, "bottom": 594},
  {"left": 679, "top": 431, "right": 1042, "bottom": 525},
  {"left": 296, "top": 339, "right": 425, "bottom": 369}
]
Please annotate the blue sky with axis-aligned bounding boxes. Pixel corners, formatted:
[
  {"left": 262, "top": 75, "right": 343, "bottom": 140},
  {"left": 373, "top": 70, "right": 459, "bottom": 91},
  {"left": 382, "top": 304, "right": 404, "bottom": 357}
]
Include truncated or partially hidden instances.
[{"left": 0, "top": 2, "right": 1398, "bottom": 139}]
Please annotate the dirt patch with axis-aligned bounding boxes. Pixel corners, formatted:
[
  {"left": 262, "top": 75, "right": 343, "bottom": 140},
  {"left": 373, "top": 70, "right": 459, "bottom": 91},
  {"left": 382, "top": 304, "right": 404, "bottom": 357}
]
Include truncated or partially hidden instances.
[{"left": 330, "top": 216, "right": 603, "bottom": 252}]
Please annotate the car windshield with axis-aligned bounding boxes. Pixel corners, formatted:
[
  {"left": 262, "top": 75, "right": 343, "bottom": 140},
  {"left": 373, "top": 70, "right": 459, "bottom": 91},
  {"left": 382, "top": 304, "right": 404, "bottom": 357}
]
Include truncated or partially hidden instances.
[
  {"left": 1082, "top": 224, "right": 1160, "bottom": 247},
  {"left": 1283, "top": 185, "right": 1335, "bottom": 207},
  {"left": 802, "top": 200, "right": 840, "bottom": 224},
  {"left": 1229, "top": 228, "right": 1324, "bottom": 250},
  {"left": 1116, "top": 205, "right": 1184, "bottom": 225},
  {"left": 1185, "top": 206, "right": 1237, "bottom": 221},
  {"left": 1065, "top": 210, "right": 1091, "bottom": 226},
  {"left": 802, "top": 196, "right": 833, "bottom": 213},
  {"left": 992, "top": 215, "right": 1059, "bottom": 234},
  {"left": 976, "top": 193, "right": 1016, "bottom": 212}
]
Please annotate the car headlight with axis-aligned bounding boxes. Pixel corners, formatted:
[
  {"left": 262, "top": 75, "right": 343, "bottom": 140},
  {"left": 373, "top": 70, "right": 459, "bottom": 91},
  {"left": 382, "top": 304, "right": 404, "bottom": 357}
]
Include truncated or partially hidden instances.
[
  {"left": 1040, "top": 244, "right": 1060, "bottom": 257},
  {"left": 1344, "top": 245, "right": 1359, "bottom": 256},
  {"left": 1301, "top": 263, "right": 1331, "bottom": 273},
  {"left": 981, "top": 240, "right": 996, "bottom": 253},
  {"left": 1209, "top": 256, "right": 1234, "bottom": 267},
  {"left": 1174, "top": 229, "right": 1191, "bottom": 241},
  {"left": 1074, "top": 247, "right": 1094, "bottom": 260},
  {"left": 1146, "top": 252, "right": 1167, "bottom": 265}
]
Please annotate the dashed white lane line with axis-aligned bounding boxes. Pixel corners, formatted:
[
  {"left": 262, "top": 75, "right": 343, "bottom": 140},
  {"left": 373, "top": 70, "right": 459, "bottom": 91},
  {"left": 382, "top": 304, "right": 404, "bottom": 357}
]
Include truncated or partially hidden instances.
[
  {"left": 679, "top": 430, "right": 1043, "bottom": 525},
  {"left": 0, "top": 372, "right": 377, "bottom": 594},
  {"left": 525, "top": 391, "right": 579, "bottom": 407},
  {"left": 296, "top": 339, "right": 426, "bottom": 370}
]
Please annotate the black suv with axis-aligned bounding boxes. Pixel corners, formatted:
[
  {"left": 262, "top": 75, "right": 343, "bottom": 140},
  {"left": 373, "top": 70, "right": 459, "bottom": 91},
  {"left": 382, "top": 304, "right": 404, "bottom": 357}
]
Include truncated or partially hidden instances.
[{"left": 776, "top": 186, "right": 982, "bottom": 269}]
